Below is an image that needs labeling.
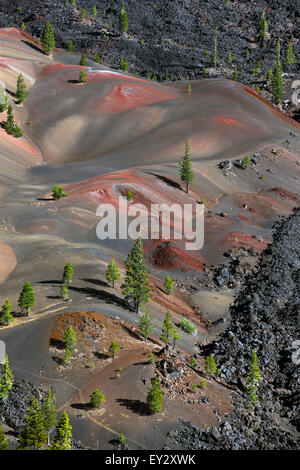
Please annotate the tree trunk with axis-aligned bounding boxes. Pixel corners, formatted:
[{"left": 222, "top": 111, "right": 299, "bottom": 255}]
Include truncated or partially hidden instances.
[{"left": 186, "top": 181, "right": 189, "bottom": 193}]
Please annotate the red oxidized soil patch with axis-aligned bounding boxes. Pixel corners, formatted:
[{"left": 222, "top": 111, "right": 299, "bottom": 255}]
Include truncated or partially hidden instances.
[
  {"left": 226, "top": 232, "right": 269, "bottom": 251},
  {"left": 146, "top": 240, "right": 205, "bottom": 272},
  {"left": 216, "top": 116, "right": 247, "bottom": 129}
]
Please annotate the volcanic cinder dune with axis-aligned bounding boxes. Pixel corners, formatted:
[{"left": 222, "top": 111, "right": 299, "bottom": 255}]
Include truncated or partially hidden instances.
[{"left": 0, "top": 28, "right": 300, "bottom": 449}]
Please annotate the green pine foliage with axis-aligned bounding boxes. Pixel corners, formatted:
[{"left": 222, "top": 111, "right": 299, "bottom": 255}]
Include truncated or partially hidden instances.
[
  {"left": 147, "top": 376, "right": 164, "bottom": 414},
  {"left": 90, "top": 389, "right": 106, "bottom": 408},
  {"left": 0, "top": 423, "right": 8, "bottom": 450},
  {"left": 259, "top": 10, "right": 268, "bottom": 43},
  {"left": 272, "top": 39, "right": 284, "bottom": 105},
  {"left": 285, "top": 40, "right": 296, "bottom": 66},
  {"left": 19, "top": 398, "right": 47, "bottom": 449},
  {"left": 139, "top": 309, "right": 153, "bottom": 341},
  {"left": 16, "top": 73, "right": 29, "bottom": 104},
  {"left": 0, "top": 82, "right": 7, "bottom": 112},
  {"left": 246, "top": 349, "right": 262, "bottom": 406},
  {"left": 205, "top": 354, "right": 220, "bottom": 375},
  {"left": 64, "top": 346, "right": 72, "bottom": 365},
  {"left": 92, "top": 5, "right": 97, "bottom": 17},
  {"left": 42, "top": 21, "right": 55, "bottom": 55},
  {"left": 233, "top": 65, "right": 238, "bottom": 81},
  {"left": 62, "top": 262, "right": 74, "bottom": 285},
  {"left": 109, "top": 340, "right": 121, "bottom": 358},
  {"left": 93, "top": 53, "right": 102, "bottom": 64},
  {"left": 64, "top": 326, "right": 77, "bottom": 352},
  {"left": 179, "top": 142, "right": 194, "bottom": 193},
  {"left": 163, "top": 276, "right": 174, "bottom": 295},
  {"left": 4, "top": 105, "right": 23, "bottom": 138},
  {"left": 241, "top": 155, "right": 251, "bottom": 169},
  {"left": 121, "top": 238, "right": 151, "bottom": 313},
  {"left": 80, "top": 52, "right": 87, "bottom": 66},
  {"left": 42, "top": 388, "right": 57, "bottom": 445},
  {"left": 212, "top": 26, "right": 218, "bottom": 67},
  {"left": 80, "top": 8, "right": 86, "bottom": 20},
  {"left": 171, "top": 329, "right": 180, "bottom": 346},
  {"left": 0, "top": 300, "right": 14, "bottom": 326},
  {"left": 106, "top": 258, "right": 121, "bottom": 288},
  {"left": 0, "top": 356, "right": 14, "bottom": 402},
  {"left": 79, "top": 70, "right": 87, "bottom": 83},
  {"left": 50, "top": 411, "right": 72, "bottom": 450},
  {"left": 52, "top": 185, "right": 68, "bottom": 200},
  {"left": 178, "top": 317, "right": 196, "bottom": 335},
  {"left": 66, "top": 40, "right": 75, "bottom": 53},
  {"left": 160, "top": 310, "right": 174, "bottom": 344},
  {"left": 120, "top": 57, "right": 129, "bottom": 71},
  {"left": 119, "top": 3, "right": 129, "bottom": 33},
  {"left": 61, "top": 285, "right": 69, "bottom": 300},
  {"left": 18, "top": 281, "right": 35, "bottom": 316}
]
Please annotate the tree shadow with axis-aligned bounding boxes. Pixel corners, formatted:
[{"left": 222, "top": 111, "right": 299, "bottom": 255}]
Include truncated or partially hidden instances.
[
  {"left": 38, "top": 280, "right": 62, "bottom": 285},
  {"left": 46, "top": 295, "right": 62, "bottom": 300},
  {"left": 81, "top": 278, "right": 108, "bottom": 288},
  {"left": 71, "top": 402, "right": 93, "bottom": 411},
  {"left": 93, "top": 351, "right": 110, "bottom": 360},
  {"left": 51, "top": 355, "right": 64, "bottom": 366},
  {"left": 148, "top": 172, "right": 182, "bottom": 190},
  {"left": 49, "top": 338, "right": 65, "bottom": 350},
  {"left": 21, "top": 40, "right": 44, "bottom": 55},
  {"left": 116, "top": 398, "right": 150, "bottom": 416},
  {"left": 67, "top": 79, "right": 81, "bottom": 84},
  {"left": 68, "top": 285, "right": 126, "bottom": 309},
  {"left": 121, "top": 324, "right": 143, "bottom": 341},
  {"left": 36, "top": 197, "right": 54, "bottom": 201}
]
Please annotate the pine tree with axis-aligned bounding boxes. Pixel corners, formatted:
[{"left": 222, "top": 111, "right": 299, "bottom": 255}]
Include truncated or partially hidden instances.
[
  {"left": 227, "top": 50, "right": 233, "bottom": 63},
  {"left": 62, "top": 262, "right": 74, "bottom": 285},
  {"left": 160, "top": 310, "right": 174, "bottom": 345},
  {"left": 0, "top": 423, "right": 8, "bottom": 450},
  {"left": 109, "top": 340, "right": 120, "bottom": 358},
  {"left": 267, "top": 68, "right": 273, "bottom": 84},
  {"left": 139, "top": 309, "right": 153, "bottom": 341},
  {"left": 16, "top": 73, "right": 29, "bottom": 104},
  {"left": 212, "top": 26, "right": 218, "bottom": 67},
  {"left": 61, "top": 285, "right": 69, "bottom": 300},
  {"left": 52, "top": 185, "right": 68, "bottom": 200},
  {"left": 50, "top": 411, "right": 72, "bottom": 450},
  {"left": 147, "top": 376, "right": 164, "bottom": 414},
  {"left": 42, "top": 388, "right": 57, "bottom": 445},
  {"left": 121, "top": 238, "right": 151, "bottom": 313},
  {"left": 64, "top": 326, "right": 77, "bottom": 352},
  {"left": 179, "top": 142, "right": 194, "bottom": 193},
  {"left": 187, "top": 83, "right": 192, "bottom": 94},
  {"left": 80, "top": 8, "right": 86, "bottom": 20},
  {"left": 92, "top": 5, "right": 97, "bottom": 17},
  {"left": 18, "top": 281, "right": 35, "bottom": 316},
  {"left": 80, "top": 52, "right": 87, "bottom": 66},
  {"left": 0, "top": 356, "right": 14, "bottom": 402},
  {"left": 4, "top": 105, "right": 23, "bottom": 138},
  {"left": 272, "top": 39, "right": 284, "bottom": 105},
  {"left": 163, "top": 276, "right": 174, "bottom": 295},
  {"left": 0, "top": 82, "right": 8, "bottom": 112},
  {"left": 233, "top": 64, "right": 238, "bottom": 82},
  {"left": 106, "top": 258, "right": 120, "bottom": 288},
  {"left": 119, "top": 3, "right": 129, "bottom": 34},
  {"left": 259, "top": 10, "right": 268, "bottom": 44},
  {"left": 90, "top": 389, "right": 106, "bottom": 408},
  {"left": 79, "top": 70, "right": 87, "bottom": 83},
  {"left": 205, "top": 354, "right": 220, "bottom": 375},
  {"left": 171, "top": 329, "right": 180, "bottom": 347},
  {"left": 66, "top": 40, "right": 75, "bottom": 53},
  {"left": 42, "top": 21, "right": 55, "bottom": 56},
  {"left": 246, "top": 349, "right": 262, "bottom": 406},
  {"left": 19, "top": 398, "right": 47, "bottom": 449},
  {"left": 0, "top": 300, "right": 14, "bottom": 326},
  {"left": 64, "top": 346, "right": 72, "bottom": 365},
  {"left": 93, "top": 53, "right": 101, "bottom": 64},
  {"left": 285, "top": 40, "right": 296, "bottom": 66}
]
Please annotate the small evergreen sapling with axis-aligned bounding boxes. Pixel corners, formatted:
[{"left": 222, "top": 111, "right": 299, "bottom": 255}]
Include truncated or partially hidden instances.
[
  {"left": 139, "top": 309, "right": 153, "bottom": 341},
  {"left": 246, "top": 349, "right": 262, "bottom": 406},
  {"left": 0, "top": 82, "right": 7, "bottom": 112},
  {"left": 0, "top": 356, "right": 14, "bottom": 402},
  {"left": 90, "top": 389, "right": 106, "bottom": 408},
  {"left": 163, "top": 276, "right": 174, "bottom": 295},
  {"left": 62, "top": 262, "right": 74, "bottom": 285},
  {"left": 4, "top": 105, "right": 23, "bottom": 138},
  {"left": 42, "top": 388, "right": 57, "bottom": 445},
  {"left": 19, "top": 398, "right": 47, "bottom": 449},
  {"left": 0, "top": 423, "right": 8, "bottom": 450},
  {"left": 18, "top": 281, "right": 35, "bottom": 316},
  {"left": 52, "top": 185, "right": 68, "bottom": 200},
  {"left": 79, "top": 70, "right": 87, "bottom": 83},
  {"left": 50, "top": 411, "right": 72, "bottom": 450},
  {"left": 0, "top": 300, "right": 14, "bottom": 326},
  {"left": 119, "top": 3, "right": 129, "bottom": 34},
  {"left": 205, "top": 354, "right": 220, "bottom": 375},
  {"left": 179, "top": 142, "right": 194, "bottom": 193},
  {"left": 272, "top": 39, "right": 284, "bottom": 105},
  {"left": 147, "top": 376, "right": 164, "bottom": 414},
  {"left": 109, "top": 340, "right": 121, "bottom": 358},
  {"left": 106, "top": 258, "right": 120, "bottom": 288},
  {"left": 16, "top": 73, "right": 29, "bottom": 104},
  {"left": 42, "top": 21, "right": 55, "bottom": 55},
  {"left": 80, "top": 52, "right": 87, "bottom": 66},
  {"left": 160, "top": 310, "right": 174, "bottom": 344}
]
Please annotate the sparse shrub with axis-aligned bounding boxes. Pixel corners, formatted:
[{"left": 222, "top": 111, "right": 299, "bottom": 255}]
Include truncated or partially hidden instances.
[
  {"left": 60, "top": 285, "right": 69, "bottom": 300},
  {"left": 119, "top": 3, "right": 128, "bottom": 33},
  {"left": 187, "top": 83, "right": 192, "bottom": 94},
  {"left": 118, "top": 434, "right": 126, "bottom": 444},
  {"left": 148, "top": 353, "right": 155, "bottom": 364},
  {"left": 21, "top": 23, "right": 26, "bottom": 31},
  {"left": 79, "top": 53, "right": 87, "bottom": 66},
  {"left": 199, "top": 379, "right": 207, "bottom": 388},
  {"left": 92, "top": 5, "right": 97, "bottom": 17},
  {"left": 80, "top": 8, "right": 86, "bottom": 20},
  {"left": 93, "top": 53, "right": 101, "bottom": 64},
  {"left": 62, "top": 262, "right": 74, "bottom": 285}
]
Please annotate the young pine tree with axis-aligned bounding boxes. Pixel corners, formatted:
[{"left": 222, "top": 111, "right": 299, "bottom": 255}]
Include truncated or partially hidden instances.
[
  {"left": 160, "top": 310, "right": 174, "bottom": 345},
  {"left": 52, "top": 185, "right": 68, "bottom": 200},
  {"left": 0, "top": 423, "right": 8, "bottom": 450},
  {"left": 61, "top": 285, "right": 69, "bottom": 300},
  {"left": 50, "top": 411, "right": 72, "bottom": 450},
  {"left": 272, "top": 39, "right": 284, "bottom": 105},
  {"left": 79, "top": 70, "right": 87, "bottom": 83},
  {"left": 212, "top": 26, "right": 218, "bottom": 67},
  {"left": 18, "top": 281, "right": 35, "bottom": 316},
  {"left": 89, "top": 389, "right": 106, "bottom": 408},
  {"left": 163, "top": 276, "right": 174, "bottom": 295},
  {"left": 205, "top": 354, "right": 220, "bottom": 375},
  {"left": 92, "top": 5, "right": 97, "bottom": 17},
  {"left": 62, "top": 262, "right": 74, "bottom": 285},
  {"left": 122, "top": 238, "right": 151, "bottom": 313},
  {"left": 93, "top": 53, "right": 101, "bottom": 64},
  {"left": 42, "top": 388, "right": 57, "bottom": 446},
  {"left": 80, "top": 8, "right": 86, "bottom": 20},
  {"left": 109, "top": 340, "right": 120, "bottom": 358},
  {"left": 233, "top": 64, "right": 238, "bottom": 82},
  {"left": 19, "top": 398, "right": 47, "bottom": 449},
  {"left": 285, "top": 40, "right": 296, "bottom": 67},
  {"left": 246, "top": 349, "right": 262, "bottom": 406},
  {"left": 139, "top": 309, "right": 153, "bottom": 341},
  {"left": 64, "top": 326, "right": 77, "bottom": 352},
  {"left": 66, "top": 40, "right": 75, "bottom": 53},
  {"left": 0, "top": 82, "right": 8, "bottom": 112},
  {"left": 179, "top": 142, "right": 194, "bottom": 193},
  {"left": 0, "top": 356, "right": 14, "bottom": 402},
  {"left": 171, "top": 329, "right": 180, "bottom": 347},
  {"left": 106, "top": 258, "right": 121, "bottom": 288},
  {"left": 80, "top": 52, "right": 87, "bottom": 66},
  {"left": 119, "top": 3, "right": 129, "bottom": 34},
  {"left": 42, "top": 21, "right": 55, "bottom": 56},
  {"left": 5, "top": 105, "right": 23, "bottom": 138},
  {"left": 0, "top": 300, "right": 14, "bottom": 326},
  {"left": 16, "top": 73, "right": 29, "bottom": 104},
  {"left": 259, "top": 10, "right": 268, "bottom": 44},
  {"left": 147, "top": 376, "right": 164, "bottom": 414}
]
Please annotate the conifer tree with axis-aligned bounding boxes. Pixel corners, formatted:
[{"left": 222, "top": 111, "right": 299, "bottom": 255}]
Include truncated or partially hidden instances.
[
  {"left": 0, "top": 82, "right": 8, "bottom": 112},
  {"left": 259, "top": 10, "right": 268, "bottom": 44},
  {"left": 109, "top": 340, "right": 120, "bottom": 358},
  {"left": 80, "top": 52, "right": 87, "bottom": 66},
  {"left": 187, "top": 83, "right": 192, "bottom": 94},
  {"left": 106, "top": 258, "right": 120, "bottom": 288},
  {"left": 212, "top": 26, "right": 218, "bottom": 67},
  {"left": 227, "top": 50, "right": 233, "bottom": 63},
  {"left": 233, "top": 64, "right": 238, "bottom": 82},
  {"left": 119, "top": 3, "right": 129, "bottom": 34},
  {"left": 139, "top": 309, "right": 153, "bottom": 341},
  {"left": 79, "top": 70, "right": 87, "bottom": 83},
  {"left": 90, "top": 389, "right": 106, "bottom": 408},
  {"left": 171, "top": 329, "right": 180, "bottom": 347},
  {"left": 0, "top": 300, "right": 14, "bottom": 326},
  {"left": 0, "top": 423, "right": 8, "bottom": 450},
  {"left": 64, "top": 326, "right": 77, "bottom": 352},
  {"left": 42, "top": 388, "right": 57, "bottom": 445},
  {"left": 64, "top": 346, "right": 72, "bottom": 365},
  {"left": 62, "top": 262, "right": 74, "bottom": 285},
  {"left": 93, "top": 53, "right": 101, "bottom": 64},
  {"left": 0, "top": 356, "right": 14, "bottom": 402},
  {"left": 80, "top": 8, "right": 86, "bottom": 20},
  {"left": 121, "top": 238, "right": 151, "bottom": 313},
  {"left": 160, "top": 310, "right": 174, "bottom": 345},
  {"left": 61, "top": 285, "right": 69, "bottom": 300},
  {"left": 42, "top": 21, "right": 55, "bottom": 56},
  {"left": 205, "top": 354, "right": 220, "bottom": 375},
  {"left": 19, "top": 398, "right": 47, "bottom": 449},
  {"left": 179, "top": 142, "right": 194, "bottom": 193},
  {"left": 66, "top": 40, "right": 75, "bottom": 53},
  {"left": 246, "top": 349, "right": 262, "bottom": 406},
  {"left": 92, "top": 5, "right": 97, "bottom": 17},
  {"left": 147, "top": 376, "right": 164, "bottom": 414},
  {"left": 16, "top": 73, "right": 29, "bottom": 104},
  {"left": 4, "top": 105, "right": 23, "bottom": 138},
  {"left": 18, "top": 281, "right": 35, "bottom": 316},
  {"left": 52, "top": 185, "right": 68, "bottom": 200},
  {"left": 285, "top": 40, "right": 296, "bottom": 66},
  {"left": 272, "top": 39, "right": 284, "bottom": 105},
  {"left": 163, "top": 276, "right": 174, "bottom": 295},
  {"left": 50, "top": 411, "right": 72, "bottom": 450}
]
